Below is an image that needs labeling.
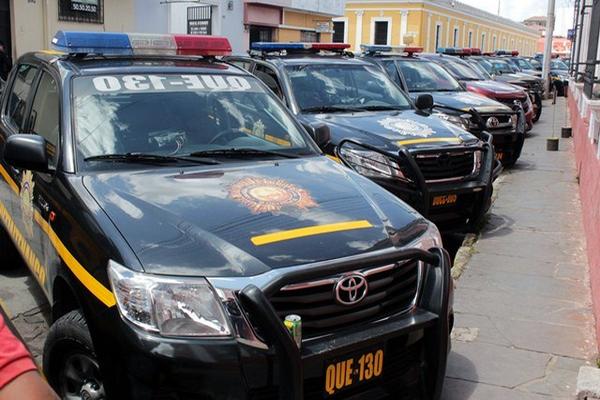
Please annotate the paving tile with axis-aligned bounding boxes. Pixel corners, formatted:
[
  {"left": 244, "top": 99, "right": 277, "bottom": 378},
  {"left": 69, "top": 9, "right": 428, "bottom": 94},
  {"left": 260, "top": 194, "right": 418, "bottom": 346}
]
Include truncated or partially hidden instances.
[{"left": 442, "top": 378, "right": 560, "bottom": 400}]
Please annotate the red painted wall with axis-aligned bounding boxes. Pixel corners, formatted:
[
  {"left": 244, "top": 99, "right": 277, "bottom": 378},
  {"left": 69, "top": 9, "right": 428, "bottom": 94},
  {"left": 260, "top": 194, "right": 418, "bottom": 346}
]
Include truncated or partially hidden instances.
[{"left": 569, "top": 94, "right": 600, "bottom": 348}]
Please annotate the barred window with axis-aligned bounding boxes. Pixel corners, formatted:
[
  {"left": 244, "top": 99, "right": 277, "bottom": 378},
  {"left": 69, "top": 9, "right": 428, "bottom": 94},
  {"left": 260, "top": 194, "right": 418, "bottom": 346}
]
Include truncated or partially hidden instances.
[{"left": 58, "top": 0, "right": 103, "bottom": 24}]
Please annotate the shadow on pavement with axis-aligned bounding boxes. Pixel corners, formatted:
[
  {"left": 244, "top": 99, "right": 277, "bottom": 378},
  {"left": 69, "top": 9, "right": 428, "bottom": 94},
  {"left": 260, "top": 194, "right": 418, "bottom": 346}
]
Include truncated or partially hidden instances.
[{"left": 442, "top": 352, "right": 479, "bottom": 399}]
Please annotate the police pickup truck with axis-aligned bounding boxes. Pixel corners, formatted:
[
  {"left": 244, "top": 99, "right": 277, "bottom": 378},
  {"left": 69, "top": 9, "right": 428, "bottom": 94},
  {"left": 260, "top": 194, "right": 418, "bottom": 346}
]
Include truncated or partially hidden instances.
[
  {"left": 360, "top": 46, "right": 525, "bottom": 167},
  {"left": 0, "top": 32, "right": 452, "bottom": 399},
  {"left": 229, "top": 42, "right": 497, "bottom": 232}
]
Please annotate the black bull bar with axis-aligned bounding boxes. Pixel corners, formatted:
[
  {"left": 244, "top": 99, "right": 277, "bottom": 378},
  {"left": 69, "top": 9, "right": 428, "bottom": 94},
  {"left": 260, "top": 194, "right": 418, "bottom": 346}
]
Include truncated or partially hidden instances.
[{"left": 238, "top": 247, "right": 452, "bottom": 400}]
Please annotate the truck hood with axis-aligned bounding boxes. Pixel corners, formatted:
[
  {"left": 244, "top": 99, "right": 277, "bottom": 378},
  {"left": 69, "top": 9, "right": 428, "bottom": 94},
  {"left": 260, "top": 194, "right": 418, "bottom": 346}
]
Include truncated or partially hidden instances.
[
  {"left": 464, "top": 80, "right": 527, "bottom": 99},
  {"left": 83, "top": 157, "right": 426, "bottom": 277},
  {"left": 409, "top": 91, "right": 512, "bottom": 114},
  {"left": 299, "top": 109, "right": 477, "bottom": 150}
]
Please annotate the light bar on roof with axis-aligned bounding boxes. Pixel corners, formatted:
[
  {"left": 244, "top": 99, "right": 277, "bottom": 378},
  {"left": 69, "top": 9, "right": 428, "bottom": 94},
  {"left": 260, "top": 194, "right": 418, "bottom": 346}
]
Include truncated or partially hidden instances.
[
  {"left": 51, "top": 31, "right": 232, "bottom": 57},
  {"left": 251, "top": 42, "right": 350, "bottom": 53}
]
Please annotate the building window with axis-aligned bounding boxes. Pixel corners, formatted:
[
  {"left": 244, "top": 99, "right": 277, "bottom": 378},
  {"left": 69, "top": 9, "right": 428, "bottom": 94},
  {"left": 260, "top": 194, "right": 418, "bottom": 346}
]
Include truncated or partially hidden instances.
[
  {"left": 187, "top": 5, "right": 212, "bottom": 35},
  {"left": 453, "top": 28, "right": 459, "bottom": 47},
  {"left": 374, "top": 21, "right": 389, "bottom": 45},
  {"left": 58, "top": 0, "right": 103, "bottom": 24},
  {"left": 333, "top": 21, "right": 345, "bottom": 43},
  {"left": 481, "top": 33, "right": 486, "bottom": 50},
  {"left": 249, "top": 26, "right": 274, "bottom": 46},
  {"left": 468, "top": 31, "right": 473, "bottom": 47},
  {"left": 435, "top": 24, "right": 442, "bottom": 51},
  {"left": 301, "top": 31, "right": 319, "bottom": 43}
]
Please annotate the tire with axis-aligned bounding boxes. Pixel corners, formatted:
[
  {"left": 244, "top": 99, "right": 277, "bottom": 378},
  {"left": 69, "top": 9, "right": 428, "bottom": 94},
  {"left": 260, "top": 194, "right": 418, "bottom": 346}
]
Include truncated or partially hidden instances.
[
  {"left": 532, "top": 95, "right": 542, "bottom": 123},
  {"left": 43, "top": 310, "right": 106, "bottom": 400}
]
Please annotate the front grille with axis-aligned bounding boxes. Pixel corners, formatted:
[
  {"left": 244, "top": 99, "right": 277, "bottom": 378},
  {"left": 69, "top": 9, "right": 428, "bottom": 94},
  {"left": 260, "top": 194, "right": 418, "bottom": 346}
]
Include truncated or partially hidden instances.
[
  {"left": 481, "top": 114, "right": 513, "bottom": 131},
  {"left": 495, "top": 97, "right": 529, "bottom": 112},
  {"left": 268, "top": 260, "right": 421, "bottom": 338},
  {"left": 414, "top": 150, "right": 479, "bottom": 183}
]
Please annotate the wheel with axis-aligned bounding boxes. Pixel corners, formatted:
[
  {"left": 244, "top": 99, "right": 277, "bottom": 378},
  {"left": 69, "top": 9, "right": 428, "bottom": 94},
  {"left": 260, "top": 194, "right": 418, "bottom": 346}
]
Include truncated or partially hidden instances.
[
  {"left": 43, "top": 310, "right": 106, "bottom": 400},
  {"left": 0, "top": 224, "right": 19, "bottom": 269},
  {"left": 532, "top": 95, "right": 542, "bottom": 123}
]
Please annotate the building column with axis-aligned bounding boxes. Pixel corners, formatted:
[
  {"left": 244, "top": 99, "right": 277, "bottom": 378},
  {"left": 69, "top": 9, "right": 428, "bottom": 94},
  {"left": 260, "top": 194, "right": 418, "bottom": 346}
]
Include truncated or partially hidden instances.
[
  {"left": 462, "top": 23, "right": 466, "bottom": 47},
  {"left": 400, "top": 11, "right": 408, "bottom": 45},
  {"left": 446, "top": 17, "right": 450, "bottom": 46},
  {"left": 426, "top": 13, "right": 431, "bottom": 51},
  {"left": 355, "top": 10, "right": 364, "bottom": 52}
]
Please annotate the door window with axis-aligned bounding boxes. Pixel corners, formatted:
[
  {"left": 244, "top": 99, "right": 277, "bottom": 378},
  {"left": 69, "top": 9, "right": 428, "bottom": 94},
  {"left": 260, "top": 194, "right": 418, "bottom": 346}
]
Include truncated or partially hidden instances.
[
  {"left": 254, "top": 64, "right": 283, "bottom": 99},
  {"left": 29, "top": 72, "right": 60, "bottom": 169},
  {"left": 6, "top": 64, "right": 38, "bottom": 130}
]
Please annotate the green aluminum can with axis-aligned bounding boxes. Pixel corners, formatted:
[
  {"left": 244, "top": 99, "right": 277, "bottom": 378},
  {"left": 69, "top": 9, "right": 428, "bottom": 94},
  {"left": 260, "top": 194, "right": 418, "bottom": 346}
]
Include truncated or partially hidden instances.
[{"left": 284, "top": 314, "right": 302, "bottom": 348}]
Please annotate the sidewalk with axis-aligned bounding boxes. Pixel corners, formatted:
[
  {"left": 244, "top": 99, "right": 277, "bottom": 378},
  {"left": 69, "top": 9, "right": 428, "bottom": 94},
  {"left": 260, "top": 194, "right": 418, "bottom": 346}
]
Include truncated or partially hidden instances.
[{"left": 443, "top": 98, "right": 597, "bottom": 399}]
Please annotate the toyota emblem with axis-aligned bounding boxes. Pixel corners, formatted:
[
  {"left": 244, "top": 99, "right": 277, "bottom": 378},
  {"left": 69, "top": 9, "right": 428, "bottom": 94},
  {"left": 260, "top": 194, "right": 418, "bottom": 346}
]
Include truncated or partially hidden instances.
[
  {"left": 486, "top": 117, "right": 500, "bottom": 129},
  {"left": 334, "top": 274, "right": 368, "bottom": 306}
]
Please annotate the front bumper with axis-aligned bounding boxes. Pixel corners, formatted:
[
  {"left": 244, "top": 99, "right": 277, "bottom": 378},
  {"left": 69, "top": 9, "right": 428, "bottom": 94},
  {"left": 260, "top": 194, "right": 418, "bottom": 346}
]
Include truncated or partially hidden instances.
[
  {"left": 103, "top": 248, "right": 453, "bottom": 400},
  {"left": 337, "top": 133, "right": 497, "bottom": 232}
]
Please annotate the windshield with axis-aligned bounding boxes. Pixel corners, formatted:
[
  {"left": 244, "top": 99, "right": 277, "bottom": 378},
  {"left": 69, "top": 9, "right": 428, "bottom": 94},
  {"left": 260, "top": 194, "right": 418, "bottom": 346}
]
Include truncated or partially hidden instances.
[
  {"left": 515, "top": 58, "right": 533, "bottom": 70},
  {"left": 73, "top": 74, "right": 315, "bottom": 164},
  {"left": 438, "top": 59, "right": 485, "bottom": 81},
  {"left": 286, "top": 64, "right": 412, "bottom": 112},
  {"left": 551, "top": 59, "right": 568, "bottom": 70},
  {"left": 529, "top": 58, "right": 542, "bottom": 69},
  {"left": 397, "top": 60, "right": 462, "bottom": 92},
  {"left": 490, "top": 60, "right": 515, "bottom": 74}
]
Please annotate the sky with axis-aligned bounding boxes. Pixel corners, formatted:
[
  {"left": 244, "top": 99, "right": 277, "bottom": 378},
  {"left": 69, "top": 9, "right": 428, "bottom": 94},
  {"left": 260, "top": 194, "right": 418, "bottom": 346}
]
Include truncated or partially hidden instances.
[{"left": 459, "top": 0, "right": 575, "bottom": 36}]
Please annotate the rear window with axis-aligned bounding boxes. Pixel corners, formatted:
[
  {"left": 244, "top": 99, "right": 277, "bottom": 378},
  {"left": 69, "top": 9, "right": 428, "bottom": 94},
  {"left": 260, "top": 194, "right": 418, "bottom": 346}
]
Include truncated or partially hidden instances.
[
  {"left": 72, "top": 73, "right": 314, "bottom": 164},
  {"left": 397, "top": 60, "right": 462, "bottom": 92}
]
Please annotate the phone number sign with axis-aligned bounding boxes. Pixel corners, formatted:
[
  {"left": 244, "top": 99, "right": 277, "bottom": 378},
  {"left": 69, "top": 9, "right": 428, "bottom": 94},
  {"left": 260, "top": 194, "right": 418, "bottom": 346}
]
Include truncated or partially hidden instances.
[{"left": 71, "top": 1, "right": 98, "bottom": 13}]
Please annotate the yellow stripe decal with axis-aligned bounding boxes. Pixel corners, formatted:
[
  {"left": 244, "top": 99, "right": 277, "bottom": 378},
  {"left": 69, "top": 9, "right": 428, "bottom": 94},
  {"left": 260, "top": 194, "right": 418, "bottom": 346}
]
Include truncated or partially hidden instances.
[
  {"left": 251, "top": 220, "right": 373, "bottom": 246},
  {"left": 0, "top": 166, "right": 18, "bottom": 194},
  {"left": 326, "top": 154, "right": 342, "bottom": 163},
  {"left": 0, "top": 165, "right": 116, "bottom": 307},
  {"left": 34, "top": 212, "right": 116, "bottom": 307},
  {"left": 397, "top": 137, "right": 462, "bottom": 146}
]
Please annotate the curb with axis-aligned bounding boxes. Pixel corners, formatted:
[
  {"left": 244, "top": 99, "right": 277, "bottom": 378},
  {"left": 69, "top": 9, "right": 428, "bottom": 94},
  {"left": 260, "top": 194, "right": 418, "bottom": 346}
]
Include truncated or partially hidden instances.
[{"left": 451, "top": 233, "right": 478, "bottom": 280}]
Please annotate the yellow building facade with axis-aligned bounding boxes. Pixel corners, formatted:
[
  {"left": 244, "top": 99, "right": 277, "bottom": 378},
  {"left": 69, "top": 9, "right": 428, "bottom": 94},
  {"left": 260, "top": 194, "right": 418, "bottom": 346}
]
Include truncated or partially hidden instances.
[{"left": 336, "top": 0, "right": 539, "bottom": 55}]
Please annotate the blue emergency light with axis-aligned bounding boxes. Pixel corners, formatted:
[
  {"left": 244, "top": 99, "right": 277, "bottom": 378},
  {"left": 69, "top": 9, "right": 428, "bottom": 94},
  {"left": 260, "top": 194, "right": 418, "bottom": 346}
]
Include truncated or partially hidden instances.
[
  {"left": 51, "top": 31, "right": 232, "bottom": 56},
  {"left": 360, "top": 44, "right": 393, "bottom": 54}
]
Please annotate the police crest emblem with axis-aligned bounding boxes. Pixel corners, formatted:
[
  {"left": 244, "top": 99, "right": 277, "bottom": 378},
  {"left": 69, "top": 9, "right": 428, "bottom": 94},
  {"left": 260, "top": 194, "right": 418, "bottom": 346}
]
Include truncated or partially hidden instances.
[{"left": 228, "top": 177, "right": 317, "bottom": 214}]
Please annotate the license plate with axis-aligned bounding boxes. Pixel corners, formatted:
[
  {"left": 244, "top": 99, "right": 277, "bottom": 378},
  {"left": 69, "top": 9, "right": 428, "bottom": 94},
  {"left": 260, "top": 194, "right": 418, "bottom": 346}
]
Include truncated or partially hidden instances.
[
  {"left": 496, "top": 152, "right": 504, "bottom": 161},
  {"left": 432, "top": 194, "right": 458, "bottom": 207},
  {"left": 324, "top": 348, "right": 384, "bottom": 396}
]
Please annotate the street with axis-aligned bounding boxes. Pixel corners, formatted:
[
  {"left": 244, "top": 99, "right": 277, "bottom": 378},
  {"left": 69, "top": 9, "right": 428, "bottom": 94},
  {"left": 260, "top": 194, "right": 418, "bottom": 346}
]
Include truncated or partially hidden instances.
[{"left": 0, "top": 97, "right": 593, "bottom": 398}]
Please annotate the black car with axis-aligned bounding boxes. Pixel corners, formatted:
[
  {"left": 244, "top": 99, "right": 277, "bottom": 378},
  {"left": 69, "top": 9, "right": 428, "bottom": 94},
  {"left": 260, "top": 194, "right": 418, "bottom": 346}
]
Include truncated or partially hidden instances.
[
  {"left": 0, "top": 32, "right": 452, "bottom": 399},
  {"left": 548, "top": 58, "right": 570, "bottom": 96},
  {"left": 229, "top": 42, "right": 497, "bottom": 232},
  {"left": 360, "top": 47, "right": 524, "bottom": 167},
  {"left": 468, "top": 56, "right": 544, "bottom": 122}
]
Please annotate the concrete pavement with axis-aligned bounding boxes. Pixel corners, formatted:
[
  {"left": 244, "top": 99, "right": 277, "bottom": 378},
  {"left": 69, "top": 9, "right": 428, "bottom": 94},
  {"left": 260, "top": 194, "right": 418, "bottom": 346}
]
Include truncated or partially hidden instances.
[{"left": 443, "top": 97, "right": 597, "bottom": 399}]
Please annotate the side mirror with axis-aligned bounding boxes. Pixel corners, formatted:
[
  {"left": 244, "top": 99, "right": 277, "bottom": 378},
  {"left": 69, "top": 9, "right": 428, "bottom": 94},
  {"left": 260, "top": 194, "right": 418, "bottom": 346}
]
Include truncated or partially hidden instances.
[
  {"left": 3, "top": 134, "right": 49, "bottom": 172},
  {"left": 415, "top": 94, "right": 434, "bottom": 111},
  {"left": 302, "top": 123, "right": 331, "bottom": 148}
]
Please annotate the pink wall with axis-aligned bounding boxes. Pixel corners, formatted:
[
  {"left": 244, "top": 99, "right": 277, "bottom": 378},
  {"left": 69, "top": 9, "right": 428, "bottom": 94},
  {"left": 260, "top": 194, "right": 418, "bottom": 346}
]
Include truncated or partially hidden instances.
[
  {"left": 245, "top": 3, "right": 281, "bottom": 27},
  {"left": 569, "top": 94, "right": 600, "bottom": 348}
]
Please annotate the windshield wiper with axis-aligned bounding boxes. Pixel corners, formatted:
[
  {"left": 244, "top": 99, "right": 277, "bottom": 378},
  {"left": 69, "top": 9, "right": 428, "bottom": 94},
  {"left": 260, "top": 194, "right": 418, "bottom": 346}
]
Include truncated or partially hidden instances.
[
  {"left": 301, "top": 105, "right": 364, "bottom": 113},
  {"left": 354, "top": 105, "right": 408, "bottom": 111},
  {"left": 189, "top": 148, "right": 301, "bottom": 159},
  {"left": 84, "top": 153, "right": 220, "bottom": 165}
]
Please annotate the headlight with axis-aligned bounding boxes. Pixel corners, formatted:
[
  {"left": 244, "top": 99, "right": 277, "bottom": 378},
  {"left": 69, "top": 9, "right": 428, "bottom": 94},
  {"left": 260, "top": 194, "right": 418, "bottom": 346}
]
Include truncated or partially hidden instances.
[
  {"left": 433, "top": 112, "right": 471, "bottom": 131},
  {"left": 338, "top": 146, "right": 409, "bottom": 181},
  {"left": 108, "top": 260, "right": 232, "bottom": 337},
  {"left": 511, "top": 114, "right": 518, "bottom": 129},
  {"left": 414, "top": 222, "right": 443, "bottom": 250}
]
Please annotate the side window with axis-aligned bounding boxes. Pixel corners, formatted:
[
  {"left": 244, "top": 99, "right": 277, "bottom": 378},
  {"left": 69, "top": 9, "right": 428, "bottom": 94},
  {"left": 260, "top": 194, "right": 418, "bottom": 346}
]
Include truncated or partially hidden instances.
[
  {"left": 229, "top": 60, "right": 252, "bottom": 71},
  {"left": 6, "top": 64, "right": 38, "bottom": 130},
  {"left": 382, "top": 61, "right": 401, "bottom": 86},
  {"left": 254, "top": 64, "right": 284, "bottom": 99},
  {"left": 29, "top": 72, "right": 59, "bottom": 169}
]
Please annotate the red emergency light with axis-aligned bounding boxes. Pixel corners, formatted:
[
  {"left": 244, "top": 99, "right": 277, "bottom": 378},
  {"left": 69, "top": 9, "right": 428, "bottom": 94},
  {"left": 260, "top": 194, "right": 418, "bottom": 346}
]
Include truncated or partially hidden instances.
[
  {"left": 310, "top": 43, "right": 351, "bottom": 51},
  {"left": 404, "top": 47, "right": 423, "bottom": 56},
  {"left": 173, "top": 35, "right": 232, "bottom": 56}
]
